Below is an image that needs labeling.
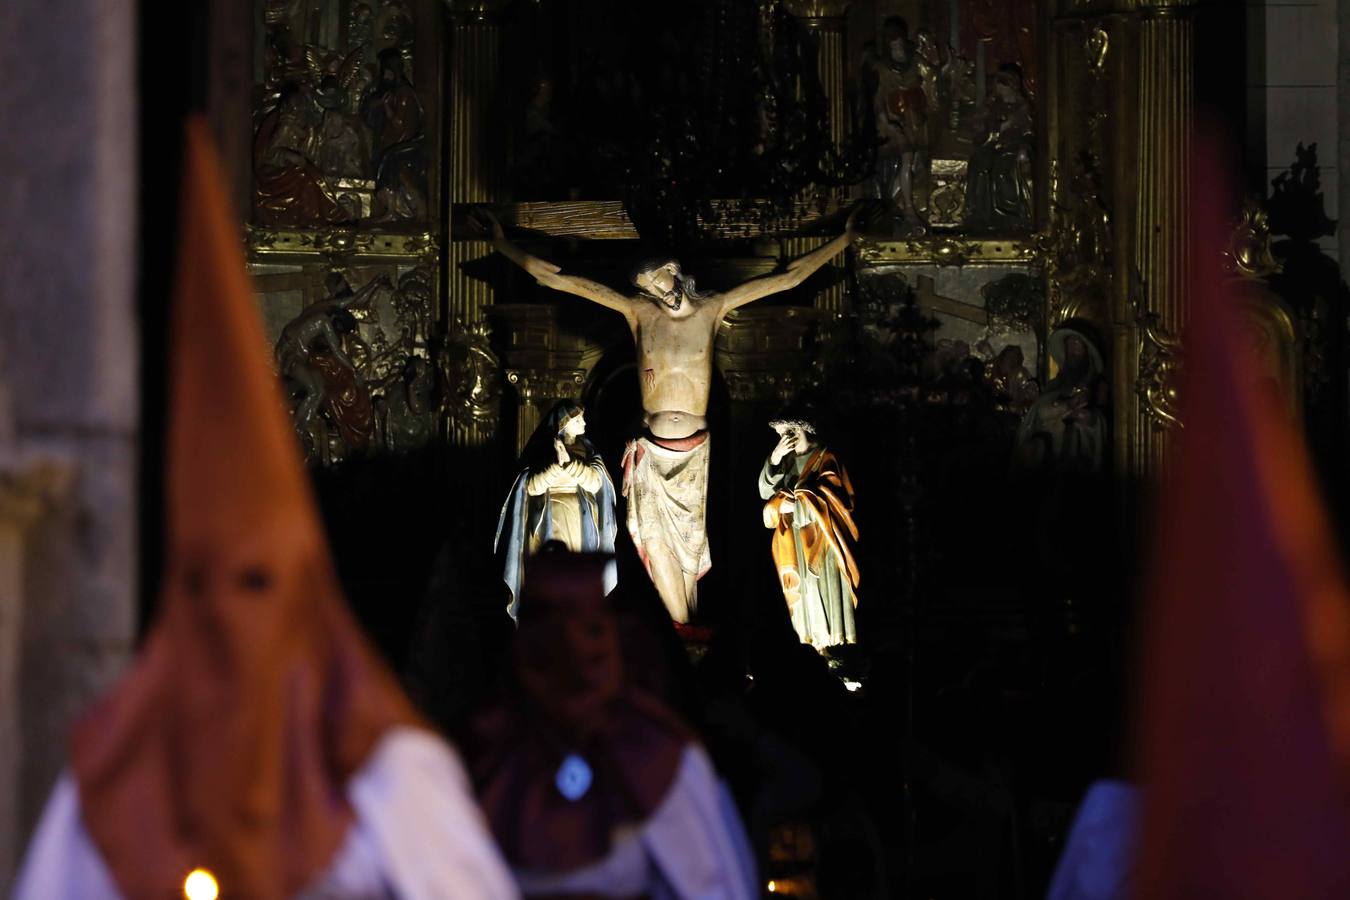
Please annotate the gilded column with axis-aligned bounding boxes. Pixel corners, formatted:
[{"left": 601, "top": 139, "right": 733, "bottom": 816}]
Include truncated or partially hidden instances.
[
  {"left": 785, "top": 1, "right": 851, "bottom": 314},
  {"left": 1128, "top": 0, "right": 1194, "bottom": 479},
  {"left": 448, "top": 0, "right": 510, "bottom": 446}
]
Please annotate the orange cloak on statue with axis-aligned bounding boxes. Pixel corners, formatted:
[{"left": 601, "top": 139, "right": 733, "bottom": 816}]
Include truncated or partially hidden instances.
[{"left": 761, "top": 447, "right": 860, "bottom": 646}]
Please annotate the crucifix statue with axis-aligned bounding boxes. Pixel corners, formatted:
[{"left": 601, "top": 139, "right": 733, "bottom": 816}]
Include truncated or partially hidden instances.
[{"left": 477, "top": 208, "right": 862, "bottom": 624}]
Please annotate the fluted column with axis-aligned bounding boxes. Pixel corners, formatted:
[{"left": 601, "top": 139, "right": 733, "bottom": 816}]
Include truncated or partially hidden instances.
[
  {"left": 785, "top": 1, "right": 851, "bottom": 314},
  {"left": 1129, "top": 0, "right": 1194, "bottom": 479},
  {"left": 505, "top": 369, "right": 587, "bottom": 455},
  {"left": 448, "top": 0, "right": 509, "bottom": 446}
]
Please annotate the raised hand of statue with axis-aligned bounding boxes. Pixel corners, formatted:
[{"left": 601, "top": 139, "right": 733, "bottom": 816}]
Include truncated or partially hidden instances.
[
  {"left": 553, "top": 437, "right": 569, "bottom": 467},
  {"left": 770, "top": 431, "right": 798, "bottom": 465}
]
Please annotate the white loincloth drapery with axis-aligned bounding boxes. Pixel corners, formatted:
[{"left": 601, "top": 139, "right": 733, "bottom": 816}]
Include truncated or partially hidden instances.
[{"left": 623, "top": 432, "right": 712, "bottom": 596}]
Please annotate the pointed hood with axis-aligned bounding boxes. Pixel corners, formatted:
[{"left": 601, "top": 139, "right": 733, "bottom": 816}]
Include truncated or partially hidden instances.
[
  {"left": 1134, "top": 132, "right": 1350, "bottom": 897},
  {"left": 70, "top": 117, "right": 421, "bottom": 900}
]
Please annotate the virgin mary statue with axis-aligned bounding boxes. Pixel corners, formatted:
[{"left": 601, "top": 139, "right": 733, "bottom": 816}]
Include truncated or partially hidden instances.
[{"left": 495, "top": 401, "right": 617, "bottom": 620}]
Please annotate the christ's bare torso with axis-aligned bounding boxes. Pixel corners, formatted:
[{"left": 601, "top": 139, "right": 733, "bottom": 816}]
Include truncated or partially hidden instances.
[{"left": 627, "top": 295, "right": 724, "bottom": 439}]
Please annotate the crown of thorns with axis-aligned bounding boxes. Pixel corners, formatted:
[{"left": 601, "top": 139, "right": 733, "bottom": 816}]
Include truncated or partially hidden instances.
[{"left": 768, "top": 416, "right": 817, "bottom": 434}]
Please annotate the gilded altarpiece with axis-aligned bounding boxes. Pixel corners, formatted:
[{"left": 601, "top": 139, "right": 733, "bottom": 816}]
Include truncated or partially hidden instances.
[
  {"left": 232, "top": 0, "right": 1276, "bottom": 494},
  {"left": 245, "top": 0, "right": 504, "bottom": 465}
]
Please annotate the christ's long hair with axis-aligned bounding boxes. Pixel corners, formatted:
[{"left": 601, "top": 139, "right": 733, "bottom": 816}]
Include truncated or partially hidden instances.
[{"left": 629, "top": 258, "right": 713, "bottom": 303}]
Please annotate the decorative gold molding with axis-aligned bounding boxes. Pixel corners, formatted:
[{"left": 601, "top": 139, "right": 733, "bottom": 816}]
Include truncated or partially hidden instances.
[
  {"left": 447, "top": 0, "right": 511, "bottom": 22},
  {"left": 1225, "top": 200, "right": 1282, "bottom": 280},
  {"left": 246, "top": 226, "right": 438, "bottom": 261},
  {"left": 782, "top": 0, "right": 852, "bottom": 21},
  {"left": 506, "top": 368, "right": 588, "bottom": 402},
  {"left": 1086, "top": 24, "right": 1110, "bottom": 73},
  {"left": 1135, "top": 309, "right": 1184, "bottom": 430},
  {"left": 857, "top": 236, "right": 1040, "bottom": 267},
  {"left": 720, "top": 370, "right": 813, "bottom": 405},
  {"left": 467, "top": 199, "right": 848, "bottom": 242}
]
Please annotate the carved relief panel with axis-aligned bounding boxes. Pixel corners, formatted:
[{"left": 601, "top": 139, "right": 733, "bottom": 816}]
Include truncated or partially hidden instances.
[
  {"left": 860, "top": 0, "right": 1042, "bottom": 235},
  {"left": 253, "top": 0, "right": 439, "bottom": 231}
]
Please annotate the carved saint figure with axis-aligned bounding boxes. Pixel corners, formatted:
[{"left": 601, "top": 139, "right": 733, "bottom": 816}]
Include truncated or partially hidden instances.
[
  {"left": 253, "top": 84, "right": 356, "bottom": 227},
  {"left": 276, "top": 272, "right": 387, "bottom": 458},
  {"left": 759, "top": 417, "right": 860, "bottom": 649},
  {"left": 496, "top": 402, "right": 617, "bottom": 621},
  {"left": 467, "top": 552, "right": 758, "bottom": 898},
  {"left": 481, "top": 208, "right": 861, "bottom": 624},
  {"left": 985, "top": 344, "right": 1040, "bottom": 415},
  {"left": 363, "top": 48, "right": 426, "bottom": 222},
  {"left": 1015, "top": 325, "right": 1108, "bottom": 473},
  {"left": 379, "top": 356, "right": 435, "bottom": 453},
  {"left": 870, "top": 16, "right": 929, "bottom": 229},
  {"left": 964, "top": 63, "right": 1034, "bottom": 231}
]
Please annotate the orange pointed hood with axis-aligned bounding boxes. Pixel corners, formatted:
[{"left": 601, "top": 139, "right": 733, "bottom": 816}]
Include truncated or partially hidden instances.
[
  {"left": 70, "top": 117, "right": 420, "bottom": 900},
  {"left": 1134, "top": 133, "right": 1350, "bottom": 897}
]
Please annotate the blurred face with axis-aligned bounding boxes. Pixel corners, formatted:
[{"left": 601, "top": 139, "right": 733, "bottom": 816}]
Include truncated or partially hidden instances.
[
  {"left": 517, "top": 600, "right": 623, "bottom": 736},
  {"left": 888, "top": 35, "right": 908, "bottom": 63},
  {"left": 1065, "top": 335, "right": 1086, "bottom": 366}
]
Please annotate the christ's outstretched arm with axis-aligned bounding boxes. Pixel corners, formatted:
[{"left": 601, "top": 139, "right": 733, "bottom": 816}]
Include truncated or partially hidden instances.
[
  {"left": 477, "top": 210, "right": 634, "bottom": 318},
  {"left": 718, "top": 206, "right": 863, "bottom": 314}
]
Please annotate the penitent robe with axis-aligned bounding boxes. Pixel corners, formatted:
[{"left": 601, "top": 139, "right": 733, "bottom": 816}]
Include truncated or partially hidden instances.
[
  {"left": 759, "top": 448, "right": 860, "bottom": 648},
  {"left": 14, "top": 728, "right": 518, "bottom": 900}
]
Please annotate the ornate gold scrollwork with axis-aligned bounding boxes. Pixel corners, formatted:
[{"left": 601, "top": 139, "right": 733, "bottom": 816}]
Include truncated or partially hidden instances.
[
  {"left": 439, "top": 319, "right": 501, "bottom": 432},
  {"left": 1225, "top": 199, "right": 1282, "bottom": 280},
  {"left": 246, "top": 226, "right": 439, "bottom": 261},
  {"left": 505, "top": 368, "right": 587, "bottom": 403},
  {"left": 1086, "top": 25, "right": 1110, "bottom": 74},
  {"left": 857, "top": 236, "right": 1037, "bottom": 267},
  {"left": 447, "top": 0, "right": 512, "bottom": 22},
  {"left": 1040, "top": 153, "right": 1113, "bottom": 327},
  {"left": 1133, "top": 271, "right": 1184, "bottom": 429},
  {"left": 721, "top": 371, "right": 809, "bottom": 405},
  {"left": 782, "top": 0, "right": 852, "bottom": 18}
]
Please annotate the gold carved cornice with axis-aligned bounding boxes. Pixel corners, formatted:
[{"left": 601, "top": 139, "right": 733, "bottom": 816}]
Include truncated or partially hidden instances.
[
  {"left": 1119, "top": 0, "right": 1198, "bottom": 16},
  {"left": 246, "top": 226, "right": 438, "bottom": 261},
  {"left": 447, "top": 0, "right": 511, "bottom": 23},
  {"left": 487, "top": 303, "right": 609, "bottom": 374},
  {"left": 783, "top": 0, "right": 852, "bottom": 21},
  {"left": 1225, "top": 200, "right": 1282, "bottom": 280},
  {"left": 462, "top": 199, "right": 847, "bottom": 242},
  {"left": 857, "top": 236, "right": 1039, "bottom": 267},
  {"left": 505, "top": 368, "right": 587, "bottom": 403},
  {"left": 716, "top": 305, "right": 823, "bottom": 404}
]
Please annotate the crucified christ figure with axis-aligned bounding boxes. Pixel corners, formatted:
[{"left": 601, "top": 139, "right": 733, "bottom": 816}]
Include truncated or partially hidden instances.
[{"left": 478, "top": 207, "right": 862, "bottom": 624}]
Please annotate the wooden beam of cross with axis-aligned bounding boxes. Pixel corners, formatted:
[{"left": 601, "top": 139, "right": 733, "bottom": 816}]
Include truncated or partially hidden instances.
[{"left": 913, "top": 274, "right": 989, "bottom": 326}]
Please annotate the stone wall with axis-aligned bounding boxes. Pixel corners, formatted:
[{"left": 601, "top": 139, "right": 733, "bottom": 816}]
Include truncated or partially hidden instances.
[
  {"left": 1248, "top": 0, "right": 1340, "bottom": 261},
  {"left": 0, "top": 0, "right": 139, "bottom": 889}
]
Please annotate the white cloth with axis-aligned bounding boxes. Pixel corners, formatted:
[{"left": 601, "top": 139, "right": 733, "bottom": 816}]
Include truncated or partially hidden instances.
[
  {"left": 1045, "top": 780, "right": 1139, "bottom": 900},
  {"left": 513, "top": 745, "right": 757, "bottom": 900},
  {"left": 624, "top": 435, "right": 712, "bottom": 580},
  {"left": 12, "top": 727, "right": 520, "bottom": 900}
]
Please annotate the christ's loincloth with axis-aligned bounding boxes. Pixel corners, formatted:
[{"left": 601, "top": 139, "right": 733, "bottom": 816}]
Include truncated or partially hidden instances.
[{"left": 622, "top": 431, "right": 712, "bottom": 583}]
